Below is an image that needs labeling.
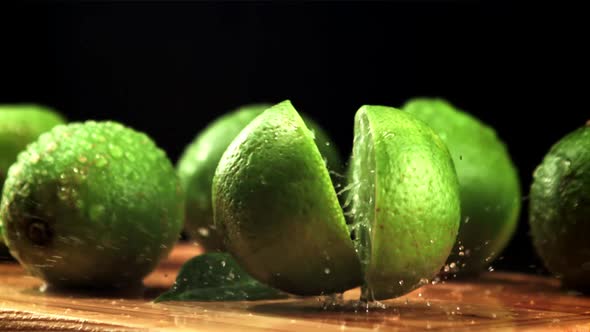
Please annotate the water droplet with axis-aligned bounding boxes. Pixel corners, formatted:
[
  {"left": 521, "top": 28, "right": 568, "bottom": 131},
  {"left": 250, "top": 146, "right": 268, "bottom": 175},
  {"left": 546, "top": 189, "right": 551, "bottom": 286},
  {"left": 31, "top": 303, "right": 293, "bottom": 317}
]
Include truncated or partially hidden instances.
[
  {"left": 57, "top": 187, "right": 69, "bottom": 201},
  {"left": 398, "top": 280, "right": 404, "bottom": 286},
  {"left": 197, "top": 227, "right": 210, "bottom": 237},
  {"left": 109, "top": 144, "right": 123, "bottom": 158},
  {"left": 30, "top": 152, "right": 40, "bottom": 164},
  {"left": 91, "top": 133, "right": 107, "bottom": 142},
  {"left": 46, "top": 142, "right": 57, "bottom": 153},
  {"left": 95, "top": 154, "right": 108, "bottom": 168},
  {"left": 125, "top": 152, "right": 135, "bottom": 162}
]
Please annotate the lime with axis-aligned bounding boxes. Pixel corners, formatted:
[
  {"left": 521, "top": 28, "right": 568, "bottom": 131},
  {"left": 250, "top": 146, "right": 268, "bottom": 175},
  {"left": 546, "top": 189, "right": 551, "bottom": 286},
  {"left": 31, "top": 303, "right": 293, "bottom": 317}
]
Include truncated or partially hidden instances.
[
  {"left": 177, "top": 104, "right": 341, "bottom": 251},
  {"left": 1, "top": 121, "right": 184, "bottom": 288},
  {"left": 348, "top": 105, "right": 461, "bottom": 300},
  {"left": 0, "top": 104, "right": 66, "bottom": 183},
  {"left": 213, "top": 101, "right": 460, "bottom": 300},
  {"left": 404, "top": 98, "right": 521, "bottom": 275},
  {"left": 529, "top": 124, "right": 590, "bottom": 292},
  {"left": 0, "top": 104, "right": 66, "bottom": 255},
  {"left": 212, "top": 101, "right": 361, "bottom": 295}
]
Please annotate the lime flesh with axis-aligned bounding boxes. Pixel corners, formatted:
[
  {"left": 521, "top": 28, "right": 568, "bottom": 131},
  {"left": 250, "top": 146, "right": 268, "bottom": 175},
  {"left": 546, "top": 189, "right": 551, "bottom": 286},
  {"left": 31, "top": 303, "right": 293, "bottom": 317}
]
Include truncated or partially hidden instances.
[{"left": 349, "top": 106, "right": 461, "bottom": 300}]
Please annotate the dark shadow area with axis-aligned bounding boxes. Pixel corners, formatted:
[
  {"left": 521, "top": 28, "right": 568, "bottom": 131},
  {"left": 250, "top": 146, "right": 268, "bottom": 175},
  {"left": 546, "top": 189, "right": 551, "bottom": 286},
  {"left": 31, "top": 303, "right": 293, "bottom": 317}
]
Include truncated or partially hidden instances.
[{"left": 0, "top": 1, "right": 584, "bottom": 274}]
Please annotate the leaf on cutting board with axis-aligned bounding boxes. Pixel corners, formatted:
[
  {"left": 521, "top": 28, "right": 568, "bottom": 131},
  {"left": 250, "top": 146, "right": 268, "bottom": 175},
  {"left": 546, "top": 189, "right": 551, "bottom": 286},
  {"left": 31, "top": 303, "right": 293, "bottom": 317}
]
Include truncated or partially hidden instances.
[{"left": 155, "top": 252, "right": 288, "bottom": 302}]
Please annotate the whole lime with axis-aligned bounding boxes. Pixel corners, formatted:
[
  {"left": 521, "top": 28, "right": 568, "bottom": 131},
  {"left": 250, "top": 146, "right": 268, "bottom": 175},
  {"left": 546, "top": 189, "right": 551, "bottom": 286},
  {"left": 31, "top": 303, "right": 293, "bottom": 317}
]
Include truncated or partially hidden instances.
[
  {"left": 529, "top": 124, "right": 590, "bottom": 292},
  {"left": 0, "top": 104, "right": 66, "bottom": 257},
  {"left": 404, "top": 98, "right": 521, "bottom": 275},
  {"left": 213, "top": 101, "right": 361, "bottom": 296},
  {"left": 177, "top": 104, "right": 341, "bottom": 251},
  {"left": 1, "top": 121, "right": 184, "bottom": 288},
  {"left": 349, "top": 105, "right": 461, "bottom": 300},
  {"left": 0, "top": 104, "right": 66, "bottom": 183}
]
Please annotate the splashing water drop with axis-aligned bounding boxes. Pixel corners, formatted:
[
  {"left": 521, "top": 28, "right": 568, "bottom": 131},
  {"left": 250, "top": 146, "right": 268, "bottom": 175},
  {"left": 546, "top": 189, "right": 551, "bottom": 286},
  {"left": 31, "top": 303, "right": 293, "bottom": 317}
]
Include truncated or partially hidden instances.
[{"left": 197, "top": 227, "right": 210, "bottom": 237}]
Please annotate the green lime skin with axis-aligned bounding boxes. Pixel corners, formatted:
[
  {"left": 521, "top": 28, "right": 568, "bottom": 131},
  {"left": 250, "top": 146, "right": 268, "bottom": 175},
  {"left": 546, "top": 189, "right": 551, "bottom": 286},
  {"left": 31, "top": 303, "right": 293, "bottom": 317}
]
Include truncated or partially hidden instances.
[
  {"left": 1, "top": 121, "right": 184, "bottom": 288},
  {"left": 177, "top": 104, "right": 342, "bottom": 251},
  {"left": 404, "top": 98, "right": 521, "bottom": 275},
  {"left": 0, "top": 104, "right": 66, "bottom": 183},
  {"left": 0, "top": 104, "right": 66, "bottom": 256},
  {"left": 349, "top": 105, "right": 461, "bottom": 300},
  {"left": 213, "top": 100, "right": 361, "bottom": 296},
  {"left": 529, "top": 124, "right": 590, "bottom": 292}
]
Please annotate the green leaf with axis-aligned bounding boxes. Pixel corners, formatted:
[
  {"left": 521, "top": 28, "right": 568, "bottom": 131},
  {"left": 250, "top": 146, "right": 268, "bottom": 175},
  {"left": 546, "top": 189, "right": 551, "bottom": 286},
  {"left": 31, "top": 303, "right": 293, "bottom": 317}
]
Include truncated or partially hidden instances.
[{"left": 155, "top": 252, "right": 288, "bottom": 302}]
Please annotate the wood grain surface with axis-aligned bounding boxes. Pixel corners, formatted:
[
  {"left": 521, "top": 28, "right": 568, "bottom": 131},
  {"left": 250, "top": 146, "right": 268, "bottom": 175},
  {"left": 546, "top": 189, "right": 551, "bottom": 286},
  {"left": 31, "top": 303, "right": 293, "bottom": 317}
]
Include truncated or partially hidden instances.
[{"left": 1, "top": 244, "right": 590, "bottom": 331}]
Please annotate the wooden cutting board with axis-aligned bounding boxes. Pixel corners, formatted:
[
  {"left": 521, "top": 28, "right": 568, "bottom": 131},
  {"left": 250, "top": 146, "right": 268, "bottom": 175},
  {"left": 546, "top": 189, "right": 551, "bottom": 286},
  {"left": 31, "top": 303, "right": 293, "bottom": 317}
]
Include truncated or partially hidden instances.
[{"left": 1, "top": 244, "right": 589, "bottom": 331}]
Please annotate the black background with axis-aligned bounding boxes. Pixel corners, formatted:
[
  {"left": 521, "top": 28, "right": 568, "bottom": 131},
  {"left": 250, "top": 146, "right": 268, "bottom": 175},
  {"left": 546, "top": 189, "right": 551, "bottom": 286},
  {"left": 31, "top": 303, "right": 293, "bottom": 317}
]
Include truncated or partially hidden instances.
[{"left": 0, "top": 1, "right": 585, "bottom": 273}]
